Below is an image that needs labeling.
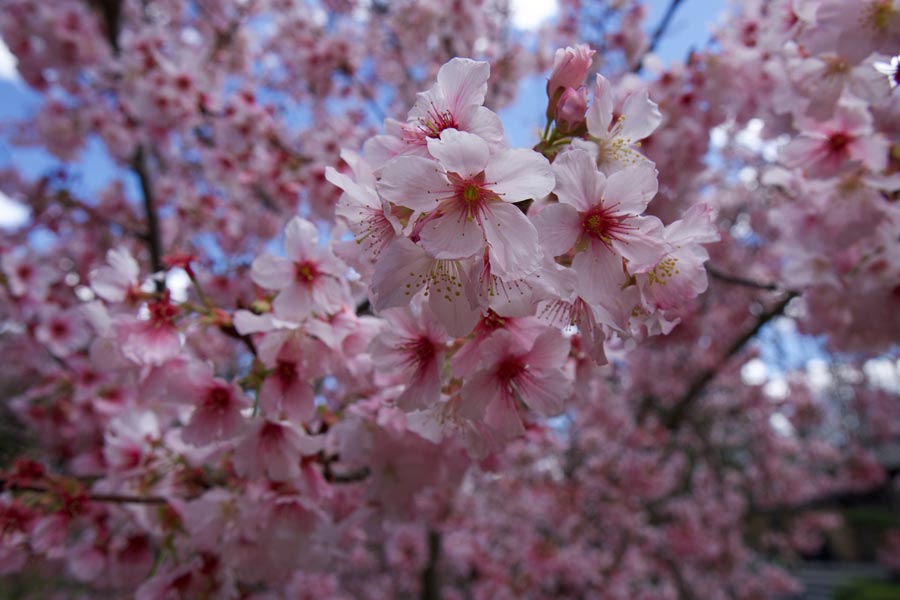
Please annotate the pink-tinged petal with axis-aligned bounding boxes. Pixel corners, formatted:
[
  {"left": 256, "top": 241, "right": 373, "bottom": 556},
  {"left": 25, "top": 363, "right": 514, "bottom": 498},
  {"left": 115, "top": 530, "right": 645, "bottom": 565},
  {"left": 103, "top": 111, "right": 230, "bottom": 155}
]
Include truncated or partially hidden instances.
[
  {"left": 485, "top": 149, "right": 555, "bottom": 203},
  {"left": 619, "top": 89, "right": 663, "bottom": 141},
  {"left": 371, "top": 239, "right": 432, "bottom": 311},
  {"left": 90, "top": 269, "right": 128, "bottom": 303},
  {"left": 524, "top": 328, "right": 570, "bottom": 370},
  {"left": 458, "top": 370, "right": 500, "bottom": 420},
  {"left": 260, "top": 377, "right": 315, "bottom": 423},
  {"left": 436, "top": 57, "right": 490, "bottom": 115},
  {"left": 850, "top": 134, "right": 890, "bottom": 173},
  {"left": 419, "top": 209, "right": 485, "bottom": 260},
  {"left": 586, "top": 74, "right": 614, "bottom": 138},
  {"left": 610, "top": 215, "right": 666, "bottom": 273},
  {"left": 397, "top": 359, "right": 441, "bottom": 411},
  {"left": 477, "top": 329, "right": 517, "bottom": 365},
  {"left": 427, "top": 276, "right": 480, "bottom": 338},
  {"left": 534, "top": 202, "right": 583, "bottom": 257},
  {"left": 273, "top": 283, "right": 314, "bottom": 322},
  {"left": 484, "top": 395, "right": 525, "bottom": 438},
  {"left": 310, "top": 276, "right": 347, "bottom": 314},
  {"left": 251, "top": 254, "right": 294, "bottom": 290},
  {"left": 780, "top": 135, "right": 829, "bottom": 170},
  {"left": 283, "top": 217, "right": 319, "bottom": 263},
  {"left": 458, "top": 105, "right": 505, "bottom": 148},
  {"left": 426, "top": 129, "right": 490, "bottom": 178},
  {"left": 602, "top": 163, "right": 659, "bottom": 214},
  {"left": 91, "top": 247, "right": 139, "bottom": 302},
  {"left": 482, "top": 202, "right": 542, "bottom": 280},
  {"left": 281, "top": 379, "right": 315, "bottom": 423},
  {"left": 573, "top": 244, "right": 626, "bottom": 304},
  {"left": 326, "top": 166, "right": 378, "bottom": 211},
  {"left": 362, "top": 131, "right": 408, "bottom": 169},
  {"left": 377, "top": 156, "right": 452, "bottom": 212},
  {"left": 552, "top": 149, "right": 605, "bottom": 212},
  {"left": 517, "top": 369, "right": 571, "bottom": 417}
]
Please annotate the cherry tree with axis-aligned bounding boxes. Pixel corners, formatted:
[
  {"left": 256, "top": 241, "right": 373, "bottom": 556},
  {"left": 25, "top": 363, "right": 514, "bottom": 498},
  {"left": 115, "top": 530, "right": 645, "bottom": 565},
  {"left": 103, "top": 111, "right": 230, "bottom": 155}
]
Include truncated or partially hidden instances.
[{"left": 0, "top": 0, "right": 898, "bottom": 598}]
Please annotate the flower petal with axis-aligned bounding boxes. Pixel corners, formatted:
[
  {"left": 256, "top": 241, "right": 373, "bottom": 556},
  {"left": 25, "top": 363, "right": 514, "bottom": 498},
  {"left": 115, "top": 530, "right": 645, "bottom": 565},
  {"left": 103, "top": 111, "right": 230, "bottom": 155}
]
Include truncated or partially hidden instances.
[
  {"left": 533, "top": 202, "right": 583, "bottom": 257},
  {"left": 619, "top": 89, "right": 662, "bottom": 141},
  {"left": 602, "top": 163, "right": 659, "bottom": 214},
  {"left": 552, "top": 149, "right": 605, "bottom": 212},
  {"left": 485, "top": 149, "right": 555, "bottom": 203},
  {"left": 251, "top": 255, "right": 294, "bottom": 290},
  {"left": 377, "top": 156, "right": 452, "bottom": 212},
  {"left": 482, "top": 202, "right": 542, "bottom": 279},
  {"left": 436, "top": 57, "right": 490, "bottom": 115},
  {"left": 284, "top": 217, "right": 319, "bottom": 263},
  {"left": 426, "top": 129, "right": 490, "bottom": 179},
  {"left": 419, "top": 208, "right": 486, "bottom": 260},
  {"left": 586, "top": 74, "right": 614, "bottom": 138}
]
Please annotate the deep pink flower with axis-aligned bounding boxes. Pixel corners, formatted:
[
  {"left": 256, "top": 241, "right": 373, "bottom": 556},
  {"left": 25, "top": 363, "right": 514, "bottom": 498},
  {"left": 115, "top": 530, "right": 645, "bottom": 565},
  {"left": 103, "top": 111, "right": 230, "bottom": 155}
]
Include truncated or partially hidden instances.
[
  {"left": 370, "top": 304, "right": 450, "bottom": 411},
  {"left": 232, "top": 419, "right": 321, "bottom": 482},
  {"left": 458, "top": 328, "right": 572, "bottom": 439}
]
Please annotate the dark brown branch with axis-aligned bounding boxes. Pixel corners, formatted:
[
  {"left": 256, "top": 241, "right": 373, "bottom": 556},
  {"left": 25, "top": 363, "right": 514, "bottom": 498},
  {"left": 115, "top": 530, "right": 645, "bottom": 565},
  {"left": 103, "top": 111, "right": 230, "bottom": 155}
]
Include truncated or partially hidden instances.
[
  {"left": 421, "top": 529, "right": 442, "bottom": 600},
  {"left": 132, "top": 145, "right": 165, "bottom": 291},
  {"left": 707, "top": 266, "right": 781, "bottom": 291},
  {"left": 664, "top": 291, "right": 799, "bottom": 428},
  {"left": 87, "top": 0, "right": 123, "bottom": 54},
  {"left": 4, "top": 482, "right": 168, "bottom": 505},
  {"left": 633, "top": 0, "right": 686, "bottom": 73}
]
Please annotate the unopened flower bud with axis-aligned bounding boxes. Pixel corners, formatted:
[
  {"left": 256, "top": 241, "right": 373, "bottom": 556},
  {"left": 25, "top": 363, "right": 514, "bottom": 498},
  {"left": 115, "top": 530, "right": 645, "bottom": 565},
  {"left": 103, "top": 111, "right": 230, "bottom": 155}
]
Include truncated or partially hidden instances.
[
  {"left": 546, "top": 44, "right": 595, "bottom": 118},
  {"left": 555, "top": 87, "right": 588, "bottom": 135}
]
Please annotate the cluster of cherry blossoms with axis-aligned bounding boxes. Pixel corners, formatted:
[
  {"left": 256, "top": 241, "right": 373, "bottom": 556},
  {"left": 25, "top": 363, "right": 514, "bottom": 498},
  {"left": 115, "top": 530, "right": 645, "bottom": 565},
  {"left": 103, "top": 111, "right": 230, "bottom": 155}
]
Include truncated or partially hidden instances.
[
  {"left": 1, "top": 0, "right": 899, "bottom": 598},
  {"left": 307, "top": 52, "right": 714, "bottom": 440}
]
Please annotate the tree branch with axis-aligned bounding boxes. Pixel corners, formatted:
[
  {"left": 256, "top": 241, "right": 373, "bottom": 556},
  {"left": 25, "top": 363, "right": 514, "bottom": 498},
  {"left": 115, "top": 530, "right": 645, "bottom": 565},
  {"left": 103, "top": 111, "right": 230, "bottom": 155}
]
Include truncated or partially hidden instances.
[
  {"left": 664, "top": 291, "right": 799, "bottom": 428},
  {"left": 3, "top": 481, "right": 168, "bottom": 505},
  {"left": 132, "top": 144, "right": 165, "bottom": 291},
  {"left": 707, "top": 266, "right": 781, "bottom": 291},
  {"left": 633, "top": 0, "right": 686, "bottom": 73},
  {"left": 421, "top": 528, "right": 441, "bottom": 600}
]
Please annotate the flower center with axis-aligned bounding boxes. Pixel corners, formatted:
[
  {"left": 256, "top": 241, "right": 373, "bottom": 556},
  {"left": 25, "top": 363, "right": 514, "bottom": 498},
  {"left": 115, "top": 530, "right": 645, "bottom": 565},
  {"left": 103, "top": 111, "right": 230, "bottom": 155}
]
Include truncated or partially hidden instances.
[
  {"left": 581, "top": 205, "right": 626, "bottom": 244},
  {"left": 417, "top": 105, "right": 458, "bottom": 139},
  {"left": 463, "top": 184, "right": 480, "bottom": 204},
  {"left": 295, "top": 261, "right": 318, "bottom": 283},
  {"left": 496, "top": 357, "right": 525, "bottom": 384},
  {"left": 863, "top": 0, "right": 896, "bottom": 31},
  {"left": 206, "top": 386, "right": 232, "bottom": 411},
  {"left": 276, "top": 360, "right": 297, "bottom": 384},
  {"left": 827, "top": 132, "right": 851, "bottom": 155}
]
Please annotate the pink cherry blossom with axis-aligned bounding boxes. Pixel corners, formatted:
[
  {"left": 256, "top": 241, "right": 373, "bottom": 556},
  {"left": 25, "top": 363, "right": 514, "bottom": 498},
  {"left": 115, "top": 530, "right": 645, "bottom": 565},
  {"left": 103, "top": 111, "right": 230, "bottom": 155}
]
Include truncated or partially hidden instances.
[
  {"left": 535, "top": 149, "right": 665, "bottom": 304},
  {"left": 781, "top": 99, "right": 890, "bottom": 177},
  {"left": 251, "top": 216, "right": 349, "bottom": 322},
  {"left": 377, "top": 128, "right": 554, "bottom": 279},
  {"left": 572, "top": 73, "right": 662, "bottom": 174},
  {"left": 458, "top": 328, "right": 573, "bottom": 439},
  {"left": 232, "top": 419, "right": 321, "bottom": 482},
  {"left": 370, "top": 304, "right": 451, "bottom": 411}
]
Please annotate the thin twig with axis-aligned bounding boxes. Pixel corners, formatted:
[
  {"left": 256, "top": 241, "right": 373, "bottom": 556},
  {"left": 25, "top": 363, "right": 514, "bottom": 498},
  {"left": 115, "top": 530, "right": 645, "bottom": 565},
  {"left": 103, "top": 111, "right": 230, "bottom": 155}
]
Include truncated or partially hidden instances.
[
  {"left": 633, "top": 0, "right": 686, "bottom": 73},
  {"left": 421, "top": 529, "right": 442, "bottom": 600},
  {"left": 4, "top": 482, "right": 168, "bottom": 505},
  {"left": 707, "top": 266, "right": 781, "bottom": 291}
]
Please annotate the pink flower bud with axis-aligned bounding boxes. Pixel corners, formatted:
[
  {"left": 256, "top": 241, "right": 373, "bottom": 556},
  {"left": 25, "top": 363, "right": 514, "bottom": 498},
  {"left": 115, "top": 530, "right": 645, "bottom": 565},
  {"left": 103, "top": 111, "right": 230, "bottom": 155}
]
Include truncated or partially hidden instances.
[
  {"left": 546, "top": 44, "right": 595, "bottom": 119},
  {"left": 555, "top": 87, "right": 588, "bottom": 134}
]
